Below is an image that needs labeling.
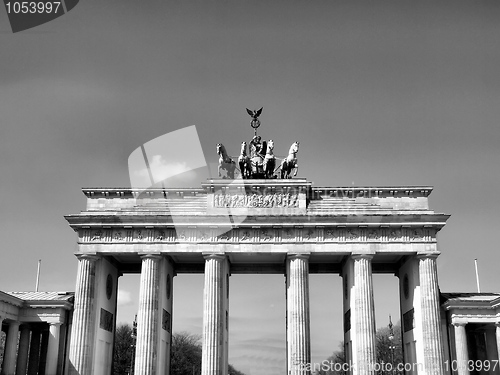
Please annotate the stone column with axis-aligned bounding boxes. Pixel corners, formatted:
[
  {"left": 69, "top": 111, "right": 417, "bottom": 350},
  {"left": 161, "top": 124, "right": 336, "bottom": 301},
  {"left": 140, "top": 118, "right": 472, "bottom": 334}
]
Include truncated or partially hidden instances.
[
  {"left": 201, "top": 253, "right": 228, "bottom": 375},
  {"left": 45, "top": 323, "right": 62, "bottom": 375},
  {"left": 352, "top": 254, "right": 377, "bottom": 375},
  {"left": 286, "top": 253, "right": 311, "bottom": 375},
  {"left": 453, "top": 323, "right": 470, "bottom": 375},
  {"left": 418, "top": 253, "right": 445, "bottom": 375},
  {"left": 68, "top": 254, "right": 99, "bottom": 375},
  {"left": 39, "top": 328, "right": 49, "bottom": 375},
  {"left": 2, "top": 321, "right": 20, "bottom": 375},
  {"left": 134, "top": 254, "right": 161, "bottom": 375},
  {"left": 496, "top": 323, "right": 500, "bottom": 363},
  {"left": 16, "top": 325, "right": 31, "bottom": 375},
  {"left": 28, "top": 328, "right": 41, "bottom": 375}
]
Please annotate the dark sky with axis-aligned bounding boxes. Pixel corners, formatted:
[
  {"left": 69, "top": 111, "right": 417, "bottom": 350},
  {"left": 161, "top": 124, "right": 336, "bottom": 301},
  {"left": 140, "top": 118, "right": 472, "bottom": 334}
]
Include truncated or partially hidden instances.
[{"left": 1, "top": 1, "right": 499, "bottom": 373}]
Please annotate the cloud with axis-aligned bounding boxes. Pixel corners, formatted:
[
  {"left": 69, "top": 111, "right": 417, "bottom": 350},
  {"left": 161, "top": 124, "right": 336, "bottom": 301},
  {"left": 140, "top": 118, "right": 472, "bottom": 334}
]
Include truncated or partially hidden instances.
[
  {"left": 133, "top": 156, "right": 191, "bottom": 182},
  {"left": 117, "top": 289, "right": 133, "bottom": 306}
]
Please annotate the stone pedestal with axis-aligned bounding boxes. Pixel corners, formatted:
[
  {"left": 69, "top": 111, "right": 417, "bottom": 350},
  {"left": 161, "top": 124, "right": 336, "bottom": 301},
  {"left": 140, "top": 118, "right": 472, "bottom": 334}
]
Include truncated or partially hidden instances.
[
  {"left": 16, "top": 325, "right": 31, "bottom": 375},
  {"left": 68, "top": 254, "right": 99, "bottom": 375},
  {"left": 352, "top": 254, "right": 377, "bottom": 375},
  {"left": 286, "top": 254, "right": 311, "bottom": 375},
  {"left": 418, "top": 253, "right": 445, "bottom": 375},
  {"left": 134, "top": 254, "right": 162, "bottom": 375},
  {"left": 45, "top": 323, "right": 62, "bottom": 375},
  {"left": 453, "top": 323, "right": 470, "bottom": 375},
  {"left": 201, "top": 253, "right": 229, "bottom": 375},
  {"left": 3, "top": 322, "right": 20, "bottom": 375}
]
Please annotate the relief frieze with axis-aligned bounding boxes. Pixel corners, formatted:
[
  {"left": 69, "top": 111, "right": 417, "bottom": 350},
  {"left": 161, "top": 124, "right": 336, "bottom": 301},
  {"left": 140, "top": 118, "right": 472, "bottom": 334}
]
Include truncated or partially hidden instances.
[
  {"left": 214, "top": 193, "right": 299, "bottom": 208},
  {"left": 345, "top": 229, "right": 359, "bottom": 240},
  {"left": 260, "top": 229, "right": 274, "bottom": 242},
  {"left": 113, "top": 231, "right": 123, "bottom": 241},
  {"left": 217, "top": 232, "right": 231, "bottom": 241},
  {"left": 82, "top": 226, "right": 435, "bottom": 243},
  {"left": 389, "top": 229, "right": 402, "bottom": 241},
  {"left": 91, "top": 230, "right": 103, "bottom": 241},
  {"left": 282, "top": 228, "right": 295, "bottom": 241},
  {"left": 303, "top": 229, "right": 315, "bottom": 241},
  {"left": 240, "top": 229, "right": 252, "bottom": 242},
  {"left": 199, "top": 231, "right": 211, "bottom": 242},
  {"left": 325, "top": 228, "right": 339, "bottom": 240}
]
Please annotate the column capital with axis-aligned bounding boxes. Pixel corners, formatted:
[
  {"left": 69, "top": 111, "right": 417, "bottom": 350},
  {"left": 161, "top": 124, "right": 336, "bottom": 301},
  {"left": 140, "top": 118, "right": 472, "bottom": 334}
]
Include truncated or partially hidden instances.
[
  {"left": 351, "top": 253, "right": 374, "bottom": 261},
  {"left": 138, "top": 253, "right": 162, "bottom": 261},
  {"left": 416, "top": 252, "right": 440, "bottom": 260},
  {"left": 495, "top": 322, "right": 500, "bottom": 328},
  {"left": 287, "top": 253, "right": 310, "bottom": 260},
  {"left": 202, "top": 252, "right": 226, "bottom": 261},
  {"left": 452, "top": 322, "right": 467, "bottom": 328},
  {"left": 75, "top": 253, "right": 100, "bottom": 262}
]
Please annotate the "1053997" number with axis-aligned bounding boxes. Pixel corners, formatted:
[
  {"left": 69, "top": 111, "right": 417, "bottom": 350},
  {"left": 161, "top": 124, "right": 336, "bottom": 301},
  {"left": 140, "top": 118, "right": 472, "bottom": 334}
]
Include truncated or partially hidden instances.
[{"left": 5, "top": 2, "right": 61, "bottom": 14}]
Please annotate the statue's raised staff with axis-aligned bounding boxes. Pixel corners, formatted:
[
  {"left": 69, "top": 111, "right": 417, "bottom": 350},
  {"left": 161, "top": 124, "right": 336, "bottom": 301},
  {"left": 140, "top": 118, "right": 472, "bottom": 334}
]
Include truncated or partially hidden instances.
[
  {"left": 246, "top": 107, "right": 263, "bottom": 135},
  {"left": 217, "top": 143, "right": 236, "bottom": 179},
  {"left": 279, "top": 141, "right": 299, "bottom": 179}
]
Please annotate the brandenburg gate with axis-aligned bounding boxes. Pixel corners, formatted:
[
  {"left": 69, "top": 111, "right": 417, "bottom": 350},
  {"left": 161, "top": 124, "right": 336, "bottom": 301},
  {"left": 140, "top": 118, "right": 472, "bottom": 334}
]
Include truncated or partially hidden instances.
[
  {"left": 65, "top": 179, "right": 449, "bottom": 375},
  {"left": 65, "top": 112, "right": 449, "bottom": 375}
]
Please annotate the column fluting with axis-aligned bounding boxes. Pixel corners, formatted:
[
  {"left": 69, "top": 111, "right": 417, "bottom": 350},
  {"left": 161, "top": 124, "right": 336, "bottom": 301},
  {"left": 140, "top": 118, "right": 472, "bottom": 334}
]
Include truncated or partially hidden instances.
[
  {"left": 134, "top": 254, "right": 161, "bottom": 375},
  {"left": 418, "top": 253, "right": 445, "bottom": 375},
  {"left": 453, "top": 323, "right": 470, "bottom": 375},
  {"left": 16, "top": 325, "right": 31, "bottom": 375},
  {"left": 286, "top": 253, "right": 311, "bottom": 375},
  {"left": 3, "top": 321, "right": 20, "bottom": 375},
  {"left": 45, "top": 323, "right": 62, "bottom": 375},
  {"left": 201, "top": 254, "right": 226, "bottom": 375},
  {"left": 68, "top": 254, "right": 99, "bottom": 375},
  {"left": 352, "top": 254, "right": 377, "bottom": 375},
  {"left": 496, "top": 323, "right": 500, "bottom": 366}
]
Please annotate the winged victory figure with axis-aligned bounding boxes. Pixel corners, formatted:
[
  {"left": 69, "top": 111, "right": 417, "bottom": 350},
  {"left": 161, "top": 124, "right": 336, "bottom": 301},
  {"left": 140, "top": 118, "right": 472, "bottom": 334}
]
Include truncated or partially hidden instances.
[{"left": 246, "top": 107, "right": 263, "bottom": 120}]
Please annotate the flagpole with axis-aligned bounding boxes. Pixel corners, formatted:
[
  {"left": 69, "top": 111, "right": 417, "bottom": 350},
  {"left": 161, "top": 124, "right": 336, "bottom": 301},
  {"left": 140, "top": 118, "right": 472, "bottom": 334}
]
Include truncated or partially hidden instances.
[
  {"left": 474, "top": 258, "right": 481, "bottom": 293},
  {"left": 36, "top": 259, "right": 41, "bottom": 292}
]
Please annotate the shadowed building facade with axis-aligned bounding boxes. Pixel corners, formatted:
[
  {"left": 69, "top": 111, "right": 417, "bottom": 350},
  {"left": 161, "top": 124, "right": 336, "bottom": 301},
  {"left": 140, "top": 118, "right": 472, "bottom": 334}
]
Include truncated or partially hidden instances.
[{"left": 0, "top": 291, "right": 73, "bottom": 375}]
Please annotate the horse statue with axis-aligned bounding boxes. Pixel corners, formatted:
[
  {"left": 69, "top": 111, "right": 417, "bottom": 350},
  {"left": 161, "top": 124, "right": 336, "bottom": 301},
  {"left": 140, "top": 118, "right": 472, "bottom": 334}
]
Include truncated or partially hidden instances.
[
  {"left": 238, "top": 141, "right": 251, "bottom": 179},
  {"left": 217, "top": 143, "right": 236, "bottom": 179},
  {"left": 280, "top": 142, "right": 299, "bottom": 179},
  {"left": 263, "top": 139, "right": 276, "bottom": 178}
]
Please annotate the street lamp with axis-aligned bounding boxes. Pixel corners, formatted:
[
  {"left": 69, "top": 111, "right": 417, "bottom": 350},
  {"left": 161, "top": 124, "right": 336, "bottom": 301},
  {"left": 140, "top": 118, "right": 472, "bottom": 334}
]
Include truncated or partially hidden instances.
[{"left": 388, "top": 315, "right": 395, "bottom": 375}]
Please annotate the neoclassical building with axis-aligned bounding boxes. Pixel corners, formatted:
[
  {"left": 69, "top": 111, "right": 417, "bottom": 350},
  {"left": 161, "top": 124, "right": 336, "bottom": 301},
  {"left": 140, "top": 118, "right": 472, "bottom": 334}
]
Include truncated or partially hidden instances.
[
  {"left": 61, "top": 178, "right": 450, "bottom": 375},
  {"left": 2, "top": 182, "right": 500, "bottom": 375},
  {"left": 0, "top": 291, "right": 73, "bottom": 375}
]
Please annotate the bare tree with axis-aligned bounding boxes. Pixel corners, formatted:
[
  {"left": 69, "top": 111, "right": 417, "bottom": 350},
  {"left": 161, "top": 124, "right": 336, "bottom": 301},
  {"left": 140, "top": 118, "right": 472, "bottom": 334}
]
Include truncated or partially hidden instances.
[{"left": 113, "top": 324, "right": 135, "bottom": 375}]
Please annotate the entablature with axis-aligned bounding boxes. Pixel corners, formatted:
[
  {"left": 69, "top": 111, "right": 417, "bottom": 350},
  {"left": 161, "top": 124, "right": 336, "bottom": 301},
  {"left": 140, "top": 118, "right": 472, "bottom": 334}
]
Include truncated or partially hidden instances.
[{"left": 73, "top": 225, "right": 441, "bottom": 246}]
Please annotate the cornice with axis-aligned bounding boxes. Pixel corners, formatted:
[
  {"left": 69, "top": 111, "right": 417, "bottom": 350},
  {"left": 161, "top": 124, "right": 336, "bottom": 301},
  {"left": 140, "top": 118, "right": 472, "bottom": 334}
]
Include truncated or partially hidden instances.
[
  {"left": 65, "top": 214, "right": 450, "bottom": 228},
  {"left": 81, "top": 184, "right": 434, "bottom": 199}
]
